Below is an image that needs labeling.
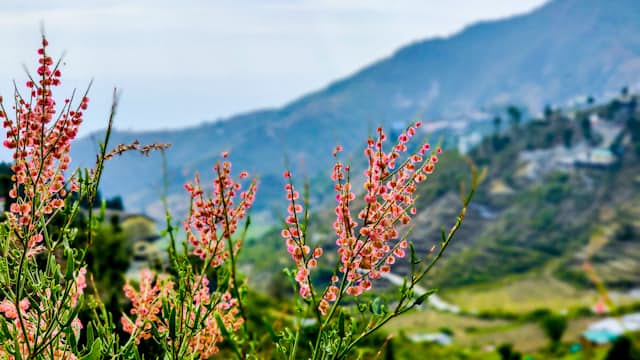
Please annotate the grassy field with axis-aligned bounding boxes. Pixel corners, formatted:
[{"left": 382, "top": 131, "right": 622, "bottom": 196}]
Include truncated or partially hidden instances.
[
  {"left": 385, "top": 308, "right": 599, "bottom": 352},
  {"left": 382, "top": 262, "right": 638, "bottom": 357},
  {"left": 438, "top": 252, "right": 638, "bottom": 315},
  {"left": 440, "top": 272, "right": 599, "bottom": 314}
]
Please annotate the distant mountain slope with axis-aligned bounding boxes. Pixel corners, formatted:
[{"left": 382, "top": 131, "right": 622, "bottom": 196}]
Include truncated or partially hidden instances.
[
  {"left": 425, "top": 94, "right": 640, "bottom": 289},
  {"left": 71, "top": 0, "right": 640, "bottom": 217},
  {"left": 243, "top": 93, "right": 640, "bottom": 293}
]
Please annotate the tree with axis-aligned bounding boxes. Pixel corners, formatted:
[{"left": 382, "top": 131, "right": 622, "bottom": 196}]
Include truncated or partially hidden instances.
[
  {"left": 540, "top": 314, "right": 567, "bottom": 350},
  {"left": 493, "top": 115, "right": 503, "bottom": 134},
  {"left": 73, "top": 213, "right": 132, "bottom": 316},
  {"left": 605, "top": 336, "right": 639, "bottom": 360},
  {"left": 507, "top": 105, "right": 522, "bottom": 129},
  {"left": 615, "top": 223, "right": 637, "bottom": 242},
  {"left": 544, "top": 104, "right": 553, "bottom": 120},
  {"left": 627, "top": 115, "right": 640, "bottom": 155},
  {"left": 581, "top": 116, "right": 592, "bottom": 141},
  {"left": 497, "top": 343, "right": 522, "bottom": 360},
  {"left": 628, "top": 115, "right": 640, "bottom": 142},
  {"left": 621, "top": 86, "right": 629, "bottom": 98},
  {"left": 492, "top": 115, "right": 505, "bottom": 151},
  {"left": 563, "top": 128, "right": 574, "bottom": 148},
  {"left": 105, "top": 195, "right": 125, "bottom": 210}
]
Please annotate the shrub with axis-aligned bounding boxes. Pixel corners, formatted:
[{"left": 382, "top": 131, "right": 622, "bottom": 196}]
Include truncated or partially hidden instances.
[
  {"left": 497, "top": 343, "right": 522, "bottom": 360},
  {"left": 540, "top": 313, "right": 567, "bottom": 350},
  {"left": 605, "top": 336, "right": 640, "bottom": 360}
]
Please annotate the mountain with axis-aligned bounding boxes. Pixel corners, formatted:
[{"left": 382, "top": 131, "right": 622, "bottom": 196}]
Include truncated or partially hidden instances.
[
  {"left": 243, "top": 92, "right": 640, "bottom": 294},
  {"left": 70, "top": 0, "right": 640, "bottom": 219},
  {"left": 422, "top": 94, "right": 640, "bottom": 290}
]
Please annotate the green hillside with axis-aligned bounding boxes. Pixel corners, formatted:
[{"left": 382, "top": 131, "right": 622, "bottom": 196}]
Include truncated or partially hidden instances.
[
  {"left": 236, "top": 93, "right": 640, "bottom": 358},
  {"left": 243, "top": 93, "right": 640, "bottom": 294},
  {"left": 430, "top": 94, "right": 640, "bottom": 290}
]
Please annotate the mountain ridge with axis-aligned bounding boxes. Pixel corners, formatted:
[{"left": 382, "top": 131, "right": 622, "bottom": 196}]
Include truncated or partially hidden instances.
[{"left": 71, "top": 0, "right": 640, "bottom": 218}]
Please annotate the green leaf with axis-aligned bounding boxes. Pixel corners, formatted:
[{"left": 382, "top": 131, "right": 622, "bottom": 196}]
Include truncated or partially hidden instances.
[
  {"left": 338, "top": 311, "right": 345, "bottom": 338},
  {"left": 371, "top": 297, "right": 386, "bottom": 316},
  {"left": 65, "top": 253, "right": 75, "bottom": 281},
  {"left": 80, "top": 338, "right": 103, "bottom": 360},
  {"left": 261, "top": 316, "right": 278, "bottom": 342},
  {"left": 169, "top": 307, "right": 177, "bottom": 339},
  {"left": 215, "top": 313, "right": 231, "bottom": 339},
  {"left": 86, "top": 322, "right": 95, "bottom": 346},
  {"left": 192, "top": 303, "right": 202, "bottom": 328},
  {"left": 14, "top": 335, "right": 22, "bottom": 360},
  {"left": 410, "top": 242, "right": 420, "bottom": 265},
  {"left": 67, "top": 305, "right": 81, "bottom": 327},
  {"left": 162, "top": 301, "right": 170, "bottom": 319},
  {"left": 0, "top": 257, "right": 8, "bottom": 283},
  {"left": 217, "top": 268, "right": 231, "bottom": 293},
  {"left": 414, "top": 289, "right": 437, "bottom": 306},
  {"left": 0, "top": 317, "right": 10, "bottom": 340},
  {"left": 357, "top": 303, "right": 368, "bottom": 313},
  {"left": 178, "top": 278, "right": 186, "bottom": 300},
  {"left": 151, "top": 322, "right": 162, "bottom": 339},
  {"left": 66, "top": 326, "right": 78, "bottom": 352},
  {"left": 405, "top": 288, "right": 415, "bottom": 300},
  {"left": 215, "top": 313, "right": 242, "bottom": 356}
]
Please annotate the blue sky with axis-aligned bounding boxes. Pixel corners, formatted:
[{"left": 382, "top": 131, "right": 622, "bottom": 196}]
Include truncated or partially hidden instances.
[{"left": 1, "top": 0, "right": 547, "bottom": 138}]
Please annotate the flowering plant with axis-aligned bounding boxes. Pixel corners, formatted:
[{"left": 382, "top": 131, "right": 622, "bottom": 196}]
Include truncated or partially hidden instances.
[
  {"left": 0, "top": 36, "right": 94, "bottom": 359},
  {"left": 0, "top": 36, "right": 479, "bottom": 359}
]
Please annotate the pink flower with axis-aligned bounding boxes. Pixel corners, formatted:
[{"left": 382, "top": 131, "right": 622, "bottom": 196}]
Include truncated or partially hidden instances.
[
  {"left": 121, "top": 269, "right": 243, "bottom": 358},
  {"left": 183, "top": 157, "right": 257, "bottom": 267},
  {"left": 280, "top": 173, "right": 324, "bottom": 299},
  {"left": 1, "top": 36, "right": 83, "bottom": 255},
  {"left": 332, "top": 144, "right": 343, "bottom": 157},
  {"left": 320, "top": 123, "right": 442, "bottom": 306}
]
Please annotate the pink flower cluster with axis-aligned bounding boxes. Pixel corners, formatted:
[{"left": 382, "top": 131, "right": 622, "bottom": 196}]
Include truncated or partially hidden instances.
[
  {"left": 317, "top": 123, "right": 441, "bottom": 312},
  {"left": 123, "top": 154, "right": 254, "bottom": 357},
  {"left": 121, "top": 269, "right": 243, "bottom": 358},
  {"left": 186, "top": 276, "right": 241, "bottom": 358},
  {"left": 0, "top": 37, "right": 83, "bottom": 255},
  {"left": 281, "top": 171, "right": 323, "bottom": 299},
  {"left": 0, "top": 267, "right": 87, "bottom": 359},
  {"left": 184, "top": 153, "right": 257, "bottom": 267},
  {"left": 121, "top": 269, "right": 173, "bottom": 343}
]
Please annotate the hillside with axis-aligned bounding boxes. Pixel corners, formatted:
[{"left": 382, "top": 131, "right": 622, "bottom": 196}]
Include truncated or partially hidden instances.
[
  {"left": 243, "top": 93, "right": 640, "bottom": 295},
  {"left": 377, "top": 95, "right": 640, "bottom": 358},
  {"left": 418, "top": 94, "right": 640, "bottom": 290},
  {"left": 70, "top": 0, "right": 640, "bottom": 222}
]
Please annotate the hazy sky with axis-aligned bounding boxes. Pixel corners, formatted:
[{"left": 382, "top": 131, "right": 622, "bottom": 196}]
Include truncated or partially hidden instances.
[{"left": 1, "top": 0, "right": 548, "bottom": 137}]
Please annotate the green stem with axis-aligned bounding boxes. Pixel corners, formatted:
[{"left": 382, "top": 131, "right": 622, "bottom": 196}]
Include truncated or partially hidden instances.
[{"left": 216, "top": 164, "right": 248, "bottom": 359}]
